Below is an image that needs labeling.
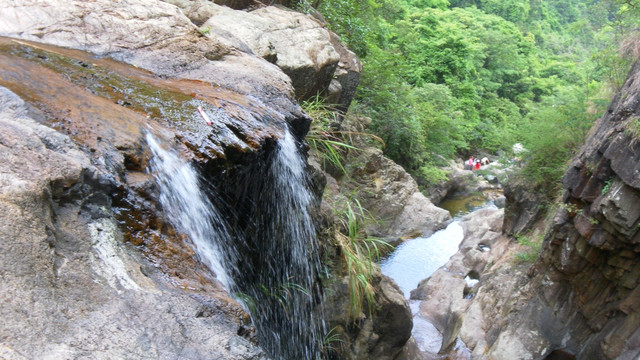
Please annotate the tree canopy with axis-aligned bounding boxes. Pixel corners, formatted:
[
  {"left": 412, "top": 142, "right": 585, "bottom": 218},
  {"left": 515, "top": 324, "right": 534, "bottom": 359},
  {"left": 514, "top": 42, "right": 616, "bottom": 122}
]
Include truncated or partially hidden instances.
[{"left": 299, "top": 0, "right": 640, "bottom": 196}]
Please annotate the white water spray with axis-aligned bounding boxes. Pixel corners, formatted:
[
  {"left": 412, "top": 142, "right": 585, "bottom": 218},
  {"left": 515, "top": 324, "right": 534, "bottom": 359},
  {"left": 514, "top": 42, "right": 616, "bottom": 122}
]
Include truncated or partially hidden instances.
[
  {"left": 145, "top": 133, "right": 236, "bottom": 290},
  {"left": 146, "top": 129, "right": 324, "bottom": 360}
]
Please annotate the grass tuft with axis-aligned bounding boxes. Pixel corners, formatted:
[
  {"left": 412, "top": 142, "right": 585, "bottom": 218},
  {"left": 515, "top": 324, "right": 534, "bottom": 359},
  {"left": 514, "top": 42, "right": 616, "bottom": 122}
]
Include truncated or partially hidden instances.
[{"left": 331, "top": 198, "right": 392, "bottom": 320}]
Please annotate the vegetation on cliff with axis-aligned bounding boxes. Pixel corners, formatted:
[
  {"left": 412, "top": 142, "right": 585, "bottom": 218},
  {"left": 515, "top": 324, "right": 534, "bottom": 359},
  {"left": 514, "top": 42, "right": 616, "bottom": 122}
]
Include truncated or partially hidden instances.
[{"left": 298, "top": 0, "right": 639, "bottom": 201}]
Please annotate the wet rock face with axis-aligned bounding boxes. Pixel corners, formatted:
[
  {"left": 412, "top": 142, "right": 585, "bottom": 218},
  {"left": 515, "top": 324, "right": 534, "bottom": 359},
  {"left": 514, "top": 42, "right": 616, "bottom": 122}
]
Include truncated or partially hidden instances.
[
  {"left": 0, "top": 0, "right": 324, "bottom": 358},
  {"left": 0, "top": 87, "right": 265, "bottom": 359},
  {"left": 0, "top": 0, "right": 300, "bottom": 116}
]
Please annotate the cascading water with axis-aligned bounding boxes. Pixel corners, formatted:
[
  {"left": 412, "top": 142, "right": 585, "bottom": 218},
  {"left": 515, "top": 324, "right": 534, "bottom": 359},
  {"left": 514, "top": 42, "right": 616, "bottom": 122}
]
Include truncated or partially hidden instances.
[
  {"left": 146, "top": 128, "right": 324, "bottom": 360},
  {"left": 145, "top": 133, "right": 237, "bottom": 290},
  {"left": 239, "top": 128, "right": 325, "bottom": 360}
]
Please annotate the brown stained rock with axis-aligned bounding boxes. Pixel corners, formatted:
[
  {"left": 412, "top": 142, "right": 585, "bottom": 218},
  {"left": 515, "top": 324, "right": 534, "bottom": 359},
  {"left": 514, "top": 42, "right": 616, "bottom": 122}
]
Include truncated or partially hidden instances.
[
  {"left": 0, "top": 37, "right": 284, "bottom": 165},
  {"left": 0, "top": 0, "right": 299, "bottom": 117},
  {"left": 574, "top": 213, "right": 597, "bottom": 238},
  {"left": 0, "top": 36, "right": 290, "bottom": 305},
  {"left": 0, "top": 88, "right": 262, "bottom": 359}
]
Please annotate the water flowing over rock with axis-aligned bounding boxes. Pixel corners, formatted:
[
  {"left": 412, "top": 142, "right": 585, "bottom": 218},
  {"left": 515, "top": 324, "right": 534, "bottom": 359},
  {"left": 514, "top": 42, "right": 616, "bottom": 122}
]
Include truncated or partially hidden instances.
[
  {"left": 146, "top": 133, "right": 236, "bottom": 290},
  {"left": 0, "top": 0, "right": 342, "bottom": 358},
  {"left": 0, "top": 86, "right": 265, "bottom": 360}
]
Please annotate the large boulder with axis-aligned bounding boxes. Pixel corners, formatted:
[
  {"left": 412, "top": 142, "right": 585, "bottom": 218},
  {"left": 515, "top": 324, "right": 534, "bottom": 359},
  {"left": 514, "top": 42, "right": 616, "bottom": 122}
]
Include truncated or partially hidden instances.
[
  {"left": 196, "top": 3, "right": 361, "bottom": 111},
  {"left": 423, "top": 160, "right": 478, "bottom": 205},
  {"left": 322, "top": 269, "right": 413, "bottom": 360},
  {"left": 0, "top": 87, "right": 264, "bottom": 359},
  {"left": 319, "top": 115, "right": 451, "bottom": 243},
  {"left": 324, "top": 147, "right": 451, "bottom": 241}
]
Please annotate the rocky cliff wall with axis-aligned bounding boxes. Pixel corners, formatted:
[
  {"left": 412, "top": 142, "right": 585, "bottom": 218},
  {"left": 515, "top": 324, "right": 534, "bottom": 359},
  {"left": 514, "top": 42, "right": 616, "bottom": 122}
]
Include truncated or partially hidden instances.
[
  {"left": 523, "top": 60, "right": 640, "bottom": 359},
  {"left": 417, "top": 61, "right": 640, "bottom": 360}
]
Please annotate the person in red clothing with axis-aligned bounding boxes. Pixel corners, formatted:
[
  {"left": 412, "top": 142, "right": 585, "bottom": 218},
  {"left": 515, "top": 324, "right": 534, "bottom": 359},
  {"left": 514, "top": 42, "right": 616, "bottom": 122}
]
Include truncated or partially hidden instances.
[{"left": 474, "top": 158, "right": 481, "bottom": 170}]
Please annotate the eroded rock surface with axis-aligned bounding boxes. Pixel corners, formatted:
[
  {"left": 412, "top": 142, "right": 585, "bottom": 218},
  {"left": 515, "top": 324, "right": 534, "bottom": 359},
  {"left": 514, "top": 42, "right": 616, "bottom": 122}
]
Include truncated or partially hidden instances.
[{"left": 0, "top": 87, "right": 264, "bottom": 359}]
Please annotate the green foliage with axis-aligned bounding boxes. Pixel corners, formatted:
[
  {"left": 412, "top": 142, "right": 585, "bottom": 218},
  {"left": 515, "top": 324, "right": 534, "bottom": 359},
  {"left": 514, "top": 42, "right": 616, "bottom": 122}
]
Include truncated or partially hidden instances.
[
  {"left": 625, "top": 117, "right": 640, "bottom": 140},
  {"left": 309, "top": 0, "right": 637, "bottom": 195},
  {"left": 515, "top": 85, "right": 600, "bottom": 199},
  {"left": 514, "top": 234, "right": 542, "bottom": 264},
  {"left": 331, "top": 198, "right": 392, "bottom": 320},
  {"left": 602, "top": 178, "right": 614, "bottom": 195},
  {"left": 321, "top": 326, "right": 345, "bottom": 355},
  {"left": 419, "top": 163, "right": 449, "bottom": 185},
  {"left": 304, "top": 96, "right": 383, "bottom": 175}
]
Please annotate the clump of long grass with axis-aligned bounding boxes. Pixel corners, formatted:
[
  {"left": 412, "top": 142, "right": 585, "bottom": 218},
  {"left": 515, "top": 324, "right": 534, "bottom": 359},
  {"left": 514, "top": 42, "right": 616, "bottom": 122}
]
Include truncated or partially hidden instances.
[
  {"left": 302, "top": 95, "right": 383, "bottom": 175},
  {"left": 332, "top": 198, "right": 392, "bottom": 319}
]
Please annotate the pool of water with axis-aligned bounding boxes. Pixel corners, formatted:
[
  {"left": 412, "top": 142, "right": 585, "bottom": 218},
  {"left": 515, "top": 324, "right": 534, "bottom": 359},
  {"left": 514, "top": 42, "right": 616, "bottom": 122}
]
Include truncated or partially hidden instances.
[
  {"left": 380, "top": 221, "right": 463, "bottom": 298},
  {"left": 380, "top": 191, "right": 498, "bottom": 358},
  {"left": 380, "top": 219, "right": 466, "bottom": 359},
  {"left": 439, "top": 191, "right": 497, "bottom": 219}
]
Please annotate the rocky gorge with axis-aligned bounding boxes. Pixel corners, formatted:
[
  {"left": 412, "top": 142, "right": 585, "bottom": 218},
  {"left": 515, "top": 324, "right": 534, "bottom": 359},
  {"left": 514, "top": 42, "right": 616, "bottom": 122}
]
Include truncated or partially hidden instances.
[{"left": 409, "top": 63, "right": 640, "bottom": 359}]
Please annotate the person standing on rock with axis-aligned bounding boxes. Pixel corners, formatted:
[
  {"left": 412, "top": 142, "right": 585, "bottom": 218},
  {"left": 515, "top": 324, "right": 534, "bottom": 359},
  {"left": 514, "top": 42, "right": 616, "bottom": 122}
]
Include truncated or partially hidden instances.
[{"left": 467, "top": 156, "right": 474, "bottom": 171}]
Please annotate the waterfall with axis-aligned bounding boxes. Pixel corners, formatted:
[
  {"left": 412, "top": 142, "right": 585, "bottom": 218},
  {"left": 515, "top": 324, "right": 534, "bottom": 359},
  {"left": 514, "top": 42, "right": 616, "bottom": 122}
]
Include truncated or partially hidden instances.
[
  {"left": 146, "top": 129, "right": 325, "bottom": 360},
  {"left": 261, "top": 129, "right": 324, "bottom": 360},
  {"left": 145, "top": 133, "right": 237, "bottom": 290},
  {"left": 234, "top": 129, "right": 325, "bottom": 360}
]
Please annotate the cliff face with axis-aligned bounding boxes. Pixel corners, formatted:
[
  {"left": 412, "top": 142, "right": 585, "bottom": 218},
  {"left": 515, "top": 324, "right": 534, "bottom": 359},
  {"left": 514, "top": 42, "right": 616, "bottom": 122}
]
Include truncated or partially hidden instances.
[
  {"left": 409, "top": 62, "right": 640, "bottom": 360},
  {"left": 525, "top": 60, "right": 640, "bottom": 359}
]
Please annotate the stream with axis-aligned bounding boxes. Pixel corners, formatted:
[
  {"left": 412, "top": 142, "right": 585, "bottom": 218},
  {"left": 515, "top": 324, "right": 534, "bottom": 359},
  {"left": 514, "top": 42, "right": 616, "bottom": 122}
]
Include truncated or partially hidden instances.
[{"left": 380, "top": 192, "right": 497, "bottom": 357}]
